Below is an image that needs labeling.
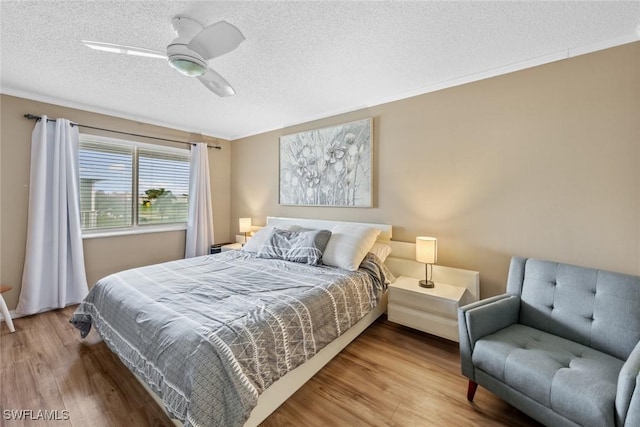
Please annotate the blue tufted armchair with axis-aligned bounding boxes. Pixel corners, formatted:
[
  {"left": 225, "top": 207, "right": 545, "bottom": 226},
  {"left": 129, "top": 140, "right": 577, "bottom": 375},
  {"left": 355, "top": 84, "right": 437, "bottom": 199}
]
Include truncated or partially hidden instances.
[{"left": 458, "top": 257, "right": 640, "bottom": 426}]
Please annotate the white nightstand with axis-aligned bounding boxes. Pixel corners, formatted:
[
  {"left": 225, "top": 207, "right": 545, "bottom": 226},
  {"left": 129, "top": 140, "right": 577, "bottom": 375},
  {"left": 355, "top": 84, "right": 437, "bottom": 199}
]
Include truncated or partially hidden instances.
[
  {"left": 221, "top": 243, "right": 243, "bottom": 252},
  {"left": 387, "top": 275, "right": 472, "bottom": 342}
]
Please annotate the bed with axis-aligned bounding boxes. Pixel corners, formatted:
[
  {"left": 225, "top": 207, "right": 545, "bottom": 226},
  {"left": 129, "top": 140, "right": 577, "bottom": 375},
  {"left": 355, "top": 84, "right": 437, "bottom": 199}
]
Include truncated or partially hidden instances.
[{"left": 71, "top": 217, "right": 395, "bottom": 427}]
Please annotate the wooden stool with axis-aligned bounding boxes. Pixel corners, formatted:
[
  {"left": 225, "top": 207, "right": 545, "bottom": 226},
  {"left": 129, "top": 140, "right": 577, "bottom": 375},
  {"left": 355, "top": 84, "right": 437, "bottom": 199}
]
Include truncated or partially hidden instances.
[{"left": 0, "top": 285, "right": 16, "bottom": 333}]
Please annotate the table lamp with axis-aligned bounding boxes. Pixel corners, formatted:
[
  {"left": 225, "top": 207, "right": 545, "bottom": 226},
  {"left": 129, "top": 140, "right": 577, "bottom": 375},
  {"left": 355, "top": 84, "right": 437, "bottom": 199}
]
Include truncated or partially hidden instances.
[
  {"left": 416, "top": 236, "right": 437, "bottom": 288},
  {"left": 239, "top": 218, "right": 252, "bottom": 245}
]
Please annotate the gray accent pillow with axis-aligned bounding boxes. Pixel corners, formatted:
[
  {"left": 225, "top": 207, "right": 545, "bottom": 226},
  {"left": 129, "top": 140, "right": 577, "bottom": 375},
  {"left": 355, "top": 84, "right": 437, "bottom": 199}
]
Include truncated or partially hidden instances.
[{"left": 257, "top": 228, "right": 332, "bottom": 265}]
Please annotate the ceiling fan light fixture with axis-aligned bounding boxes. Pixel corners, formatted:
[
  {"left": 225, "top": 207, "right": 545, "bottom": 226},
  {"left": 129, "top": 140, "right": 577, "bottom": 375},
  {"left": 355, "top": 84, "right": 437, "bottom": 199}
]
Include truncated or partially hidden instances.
[
  {"left": 168, "top": 55, "right": 207, "bottom": 76},
  {"left": 167, "top": 43, "right": 208, "bottom": 77}
]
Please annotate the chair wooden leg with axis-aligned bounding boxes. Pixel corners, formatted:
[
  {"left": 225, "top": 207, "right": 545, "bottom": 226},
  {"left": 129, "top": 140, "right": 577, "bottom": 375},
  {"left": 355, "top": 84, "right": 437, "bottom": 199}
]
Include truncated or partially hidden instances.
[{"left": 467, "top": 380, "right": 478, "bottom": 401}]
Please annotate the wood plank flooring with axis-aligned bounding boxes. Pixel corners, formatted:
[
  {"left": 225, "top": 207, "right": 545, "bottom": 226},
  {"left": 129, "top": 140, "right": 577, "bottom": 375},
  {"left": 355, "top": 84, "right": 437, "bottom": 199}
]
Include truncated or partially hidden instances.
[{"left": 1, "top": 306, "right": 539, "bottom": 426}]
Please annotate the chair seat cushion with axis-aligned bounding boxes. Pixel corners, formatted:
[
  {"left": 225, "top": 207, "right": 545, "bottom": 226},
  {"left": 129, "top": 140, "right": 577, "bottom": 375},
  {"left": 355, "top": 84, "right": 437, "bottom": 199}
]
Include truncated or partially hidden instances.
[{"left": 473, "top": 324, "right": 624, "bottom": 426}]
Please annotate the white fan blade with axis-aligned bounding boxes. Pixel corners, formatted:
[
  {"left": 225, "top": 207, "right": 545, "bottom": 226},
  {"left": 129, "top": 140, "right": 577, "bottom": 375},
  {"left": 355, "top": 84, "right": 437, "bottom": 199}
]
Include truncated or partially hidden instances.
[
  {"left": 82, "top": 40, "right": 166, "bottom": 59},
  {"left": 197, "top": 68, "right": 235, "bottom": 97},
  {"left": 188, "top": 21, "right": 245, "bottom": 61}
]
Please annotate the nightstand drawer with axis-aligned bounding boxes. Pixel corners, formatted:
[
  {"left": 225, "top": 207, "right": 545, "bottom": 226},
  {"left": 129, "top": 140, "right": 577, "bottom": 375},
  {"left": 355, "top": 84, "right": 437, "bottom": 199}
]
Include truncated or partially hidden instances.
[
  {"left": 389, "top": 287, "right": 459, "bottom": 319},
  {"left": 388, "top": 304, "right": 459, "bottom": 341},
  {"left": 386, "top": 275, "right": 473, "bottom": 342}
]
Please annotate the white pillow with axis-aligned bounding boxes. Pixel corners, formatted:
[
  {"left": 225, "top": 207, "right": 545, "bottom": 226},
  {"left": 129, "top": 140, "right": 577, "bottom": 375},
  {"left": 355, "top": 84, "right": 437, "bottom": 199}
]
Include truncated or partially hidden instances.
[
  {"left": 369, "top": 242, "right": 392, "bottom": 263},
  {"left": 241, "top": 224, "right": 295, "bottom": 253},
  {"left": 322, "top": 225, "right": 381, "bottom": 271}
]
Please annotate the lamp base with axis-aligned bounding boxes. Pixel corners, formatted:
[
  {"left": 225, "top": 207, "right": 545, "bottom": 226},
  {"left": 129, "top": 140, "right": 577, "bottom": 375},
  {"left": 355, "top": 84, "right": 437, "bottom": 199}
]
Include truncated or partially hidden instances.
[{"left": 419, "top": 279, "right": 435, "bottom": 288}]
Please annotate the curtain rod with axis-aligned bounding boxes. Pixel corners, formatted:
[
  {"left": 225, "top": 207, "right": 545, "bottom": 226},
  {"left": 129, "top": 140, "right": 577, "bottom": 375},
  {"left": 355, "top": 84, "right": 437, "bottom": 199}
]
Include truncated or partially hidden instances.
[{"left": 23, "top": 114, "right": 222, "bottom": 150}]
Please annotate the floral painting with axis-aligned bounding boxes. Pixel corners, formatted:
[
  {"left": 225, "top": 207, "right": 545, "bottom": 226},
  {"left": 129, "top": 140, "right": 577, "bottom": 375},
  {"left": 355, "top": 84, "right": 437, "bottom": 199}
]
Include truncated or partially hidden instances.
[{"left": 279, "top": 118, "right": 372, "bottom": 207}]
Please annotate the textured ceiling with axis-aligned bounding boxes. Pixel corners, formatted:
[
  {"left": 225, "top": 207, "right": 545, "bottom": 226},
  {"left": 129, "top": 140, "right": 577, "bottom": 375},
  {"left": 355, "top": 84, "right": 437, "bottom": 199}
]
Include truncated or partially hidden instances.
[{"left": 1, "top": 1, "right": 639, "bottom": 140}]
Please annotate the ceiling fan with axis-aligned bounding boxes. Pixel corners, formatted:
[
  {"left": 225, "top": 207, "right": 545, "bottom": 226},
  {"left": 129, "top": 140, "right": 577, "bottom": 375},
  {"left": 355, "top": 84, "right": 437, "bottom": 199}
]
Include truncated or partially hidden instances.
[{"left": 82, "top": 15, "right": 245, "bottom": 97}]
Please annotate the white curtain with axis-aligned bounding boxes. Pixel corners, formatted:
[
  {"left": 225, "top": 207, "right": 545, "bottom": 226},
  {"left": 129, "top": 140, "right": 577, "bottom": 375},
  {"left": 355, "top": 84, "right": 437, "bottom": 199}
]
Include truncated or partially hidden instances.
[
  {"left": 17, "top": 116, "right": 88, "bottom": 315},
  {"left": 185, "top": 143, "right": 214, "bottom": 258}
]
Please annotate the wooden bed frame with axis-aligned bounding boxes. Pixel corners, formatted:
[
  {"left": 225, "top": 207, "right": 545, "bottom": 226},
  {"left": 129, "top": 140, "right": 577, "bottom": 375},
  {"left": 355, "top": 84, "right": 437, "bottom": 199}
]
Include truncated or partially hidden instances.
[{"left": 134, "top": 217, "right": 472, "bottom": 426}]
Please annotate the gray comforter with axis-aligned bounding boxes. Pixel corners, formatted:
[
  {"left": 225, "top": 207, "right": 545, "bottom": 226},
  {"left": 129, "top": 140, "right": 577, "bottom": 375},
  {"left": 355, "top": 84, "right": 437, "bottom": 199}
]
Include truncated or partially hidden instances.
[{"left": 70, "top": 250, "right": 392, "bottom": 427}]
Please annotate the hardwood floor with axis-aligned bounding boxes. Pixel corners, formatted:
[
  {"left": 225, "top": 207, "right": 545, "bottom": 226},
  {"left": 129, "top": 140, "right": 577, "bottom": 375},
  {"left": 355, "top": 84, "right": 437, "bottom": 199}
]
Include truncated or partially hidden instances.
[{"left": 1, "top": 306, "right": 540, "bottom": 426}]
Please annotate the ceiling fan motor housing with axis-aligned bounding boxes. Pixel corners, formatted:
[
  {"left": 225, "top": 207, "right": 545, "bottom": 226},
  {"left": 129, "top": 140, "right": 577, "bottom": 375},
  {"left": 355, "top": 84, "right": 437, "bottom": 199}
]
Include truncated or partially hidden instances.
[{"left": 171, "top": 15, "right": 203, "bottom": 39}]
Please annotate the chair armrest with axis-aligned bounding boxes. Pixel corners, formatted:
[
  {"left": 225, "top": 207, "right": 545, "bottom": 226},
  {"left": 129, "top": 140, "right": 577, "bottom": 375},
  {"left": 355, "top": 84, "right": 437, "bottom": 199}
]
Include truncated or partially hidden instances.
[
  {"left": 617, "top": 340, "right": 640, "bottom": 427},
  {"left": 458, "top": 294, "right": 520, "bottom": 380},
  {"left": 459, "top": 294, "right": 520, "bottom": 346}
]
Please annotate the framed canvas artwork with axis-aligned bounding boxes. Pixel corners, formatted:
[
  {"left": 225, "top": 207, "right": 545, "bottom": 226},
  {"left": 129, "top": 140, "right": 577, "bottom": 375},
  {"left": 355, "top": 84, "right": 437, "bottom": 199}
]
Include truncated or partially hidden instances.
[{"left": 279, "top": 118, "right": 372, "bottom": 207}]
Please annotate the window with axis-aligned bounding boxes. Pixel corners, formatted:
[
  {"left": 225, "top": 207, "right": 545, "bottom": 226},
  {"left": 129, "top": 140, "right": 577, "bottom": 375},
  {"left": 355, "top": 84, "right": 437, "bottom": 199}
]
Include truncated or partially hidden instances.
[{"left": 79, "top": 134, "right": 190, "bottom": 235}]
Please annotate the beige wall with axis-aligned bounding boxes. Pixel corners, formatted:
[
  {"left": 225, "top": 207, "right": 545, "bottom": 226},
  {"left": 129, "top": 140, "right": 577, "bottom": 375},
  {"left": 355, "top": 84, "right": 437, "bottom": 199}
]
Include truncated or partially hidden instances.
[
  {"left": 0, "top": 95, "right": 232, "bottom": 310},
  {"left": 231, "top": 42, "right": 640, "bottom": 298}
]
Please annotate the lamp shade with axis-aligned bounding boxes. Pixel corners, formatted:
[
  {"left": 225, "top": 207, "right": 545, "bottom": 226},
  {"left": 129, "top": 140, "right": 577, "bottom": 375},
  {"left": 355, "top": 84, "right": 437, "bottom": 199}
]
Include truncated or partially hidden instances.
[
  {"left": 239, "top": 218, "right": 252, "bottom": 233},
  {"left": 416, "top": 236, "right": 437, "bottom": 264}
]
